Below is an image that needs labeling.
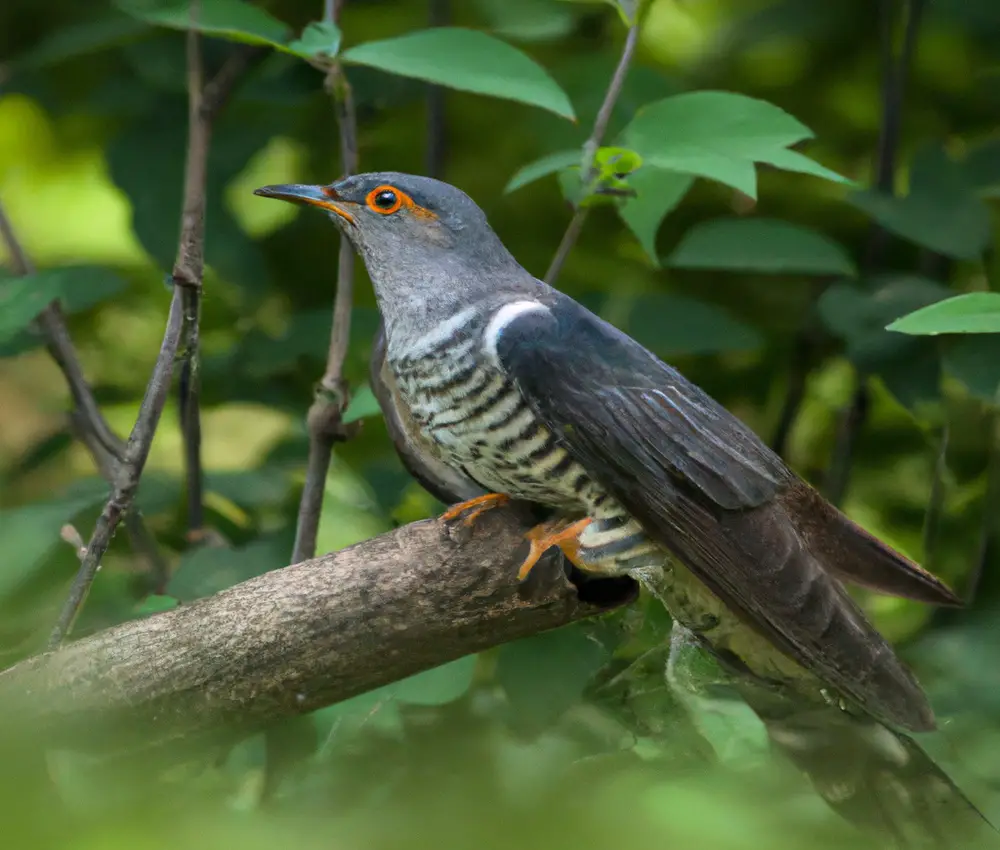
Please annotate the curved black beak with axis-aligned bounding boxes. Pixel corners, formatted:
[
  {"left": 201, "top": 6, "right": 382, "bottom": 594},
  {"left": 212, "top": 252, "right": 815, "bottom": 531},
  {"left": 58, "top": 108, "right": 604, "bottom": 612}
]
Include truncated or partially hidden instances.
[{"left": 253, "top": 183, "right": 356, "bottom": 225}]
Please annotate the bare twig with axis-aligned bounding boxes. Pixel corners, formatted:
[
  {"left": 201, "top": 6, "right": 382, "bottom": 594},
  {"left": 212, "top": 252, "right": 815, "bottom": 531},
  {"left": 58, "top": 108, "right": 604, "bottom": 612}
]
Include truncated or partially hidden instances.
[
  {"left": 46, "top": 10, "right": 255, "bottom": 646},
  {"left": 290, "top": 0, "right": 361, "bottom": 566},
  {"left": 921, "top": 422, "right": 949, "bottom": 576},
  {"left": 544, "top": 20, "right": 640, "bottom": 285},
  {"left": 823, "top": 0, "right": 925, "bottom": 506},
  {"left": 0, "top": 201, "right": 170, "bottom": 589},
  {"left": 47, "top": 293, "right": 184, "bottom": 648},
  {"left": 2, "top": 509, "right": 636, "bottom": 754},
  {"left": 426, "top": 0, "right": 451, "bottom": 177}
]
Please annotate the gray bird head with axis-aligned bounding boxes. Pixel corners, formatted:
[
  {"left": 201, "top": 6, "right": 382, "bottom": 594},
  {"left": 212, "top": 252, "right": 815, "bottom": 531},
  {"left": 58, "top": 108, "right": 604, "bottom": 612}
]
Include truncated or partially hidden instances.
[{"left": 254, "top": 172, "right": 536, "bottom": 348}]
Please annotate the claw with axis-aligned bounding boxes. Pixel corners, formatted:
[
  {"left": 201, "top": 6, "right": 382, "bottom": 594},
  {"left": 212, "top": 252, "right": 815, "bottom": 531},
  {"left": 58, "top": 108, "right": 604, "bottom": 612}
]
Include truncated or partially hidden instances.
[
  {"left": 440, "top": 492, "right": 511, "bottom": 526},
  {"left": 517, "top": 518, "right": 592, "bottom": 581}
]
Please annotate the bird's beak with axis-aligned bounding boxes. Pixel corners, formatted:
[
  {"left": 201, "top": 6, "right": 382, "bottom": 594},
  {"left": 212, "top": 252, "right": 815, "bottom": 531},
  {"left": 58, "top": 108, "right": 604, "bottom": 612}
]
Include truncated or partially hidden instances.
[{"left": 253, "top": 183, "right": 356, "bottom": 225}]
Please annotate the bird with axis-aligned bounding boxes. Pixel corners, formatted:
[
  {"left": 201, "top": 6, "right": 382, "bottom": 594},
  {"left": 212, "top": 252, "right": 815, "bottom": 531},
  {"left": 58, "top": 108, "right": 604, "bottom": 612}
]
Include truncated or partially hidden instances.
[{"left": 255, "top": 172, "right": 993, "bottom": 847}]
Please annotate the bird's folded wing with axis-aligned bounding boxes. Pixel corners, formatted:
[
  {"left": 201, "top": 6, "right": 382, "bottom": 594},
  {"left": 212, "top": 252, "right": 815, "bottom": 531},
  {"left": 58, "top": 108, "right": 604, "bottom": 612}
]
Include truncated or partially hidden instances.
[{"left": 494, "top": 294, "right": 933, "bottom": 732}]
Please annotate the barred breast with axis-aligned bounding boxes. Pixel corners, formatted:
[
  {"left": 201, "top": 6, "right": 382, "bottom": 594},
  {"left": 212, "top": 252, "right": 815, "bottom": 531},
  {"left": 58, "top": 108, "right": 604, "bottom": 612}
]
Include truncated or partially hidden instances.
[{"left": 389, "top": 311, "right": 661, "bottom": 576}]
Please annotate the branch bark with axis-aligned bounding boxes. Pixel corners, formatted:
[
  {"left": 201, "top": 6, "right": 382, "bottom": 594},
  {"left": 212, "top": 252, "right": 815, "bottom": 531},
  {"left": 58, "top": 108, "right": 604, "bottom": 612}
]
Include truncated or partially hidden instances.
[{"left": 0, "top": 508, "right": 636, "bottom": 755}]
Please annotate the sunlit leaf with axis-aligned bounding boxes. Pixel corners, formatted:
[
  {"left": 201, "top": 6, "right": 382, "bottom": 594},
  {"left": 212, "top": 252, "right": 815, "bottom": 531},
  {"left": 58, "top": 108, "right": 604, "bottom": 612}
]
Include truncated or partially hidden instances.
[
  {"left": 617, "top": 167, "right": 693, "bottom": 263},
  {"left": 505, "top": 150, "right": 580, "bottom": 193},
  {"left": 887, "top": 293, "right": 1000, "bottom": 336},
  {"left": 343, "top": 384, "right": 382, "bottom": 424},
  {"left": 133, "top": 594, "right": 179, "bottom": 617},
  {"left": 623, "top": 91, "right": 827, "bottom": 196},
  {"left": 757, "top": 147, "right": 853, "bottom": 185},
  {"left": 341, "top": 29, "right": 576, "bottom": 120},
  {"left": 668, "top": 218, "right": 856, "bottom": 276},
  {"left": 286, "top": 20, "right": 341, "bottom": 61}
]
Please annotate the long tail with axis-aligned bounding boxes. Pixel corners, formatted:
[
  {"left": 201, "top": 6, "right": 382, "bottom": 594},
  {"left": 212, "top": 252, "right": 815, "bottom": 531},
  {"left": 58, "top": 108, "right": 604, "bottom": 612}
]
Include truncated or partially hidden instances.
[{"left": 743, "top": 686, "right": 996, "bottom": 849}]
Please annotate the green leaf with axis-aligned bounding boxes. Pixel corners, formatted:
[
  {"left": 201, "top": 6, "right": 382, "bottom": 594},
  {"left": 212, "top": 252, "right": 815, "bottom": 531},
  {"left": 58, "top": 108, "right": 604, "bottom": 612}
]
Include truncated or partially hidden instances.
[
  {"left": 286, "top": 21, "right": 341, "bottom": 61},
  {"left": 341, "top": 28, "right": 576, "bottom": 121},
  {"left": 343, "top": 384, "right": 382, "bottom": 424},
  {"left": 667, "top": 218, "right": 856, "bottom": 276},
  {"left": 617, "top": 167, "right": 694, "bottom": 264},
  {"left": 505, "top": 150, "right": 580, "bottom": 193},
  {"left": 849, "top": 146, "right": 991, "bottom": 260},
  {"left": 593, "top": 146, "right": 643, "bottom": 178},
  {"left": 167, "top": 537, "right": 287, "bottom": 601},
  {"left": 819, "top": 276, "right": 952, "bottom": 364},
  {"left": 623, "top": 91, "right": 817, "bottom": 196},
  {"left": 0, "top": 481, "right": 109, "bottom": 602},
  {"left": 16, "top": 13, "right": 151, "bottom": 68},
  {"left": 943, "top": 335, "right": 1000, "bottom": 403},
  {"left": 496, "top": 624, "right": 607, "bottom": 732},
  {"left": 623, "top": 293, "right": 763, "bottom": 357},
  {"left": 0, "top": 275, "right": 64, "bottom": 344},
  {"left": 473, "top": 0, "right": 577, "bottom": 42},
  {"left": 961, "top": 137, "right": 1000, "bottom": 196},
  {"left": 757, "top": 148, "right": 854, "bottom": 186},
  {"left": 391, "top": 654, "right": 478, "bottom": 705},
  {"left": 134, "top": 594, "right": 180, "bottom": 617},
  {"left": 887, "top": 293, "right": 1000, "bottom": 336},
  {"left": 817, "top": 276, "right": 950, "bottom": 411},
  {"left": 116, "top": 0, "right": 291, "bottom": 51}
]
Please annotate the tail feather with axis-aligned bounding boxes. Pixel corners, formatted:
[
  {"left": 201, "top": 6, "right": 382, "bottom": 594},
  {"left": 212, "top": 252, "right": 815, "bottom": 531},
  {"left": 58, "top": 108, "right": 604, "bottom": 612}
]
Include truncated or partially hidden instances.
[
  {"left": 790, "top": 485, "right": 963, "bottom": 608},
  {"left": 747, "top": 691, "right": 996, "bottom": 848}
]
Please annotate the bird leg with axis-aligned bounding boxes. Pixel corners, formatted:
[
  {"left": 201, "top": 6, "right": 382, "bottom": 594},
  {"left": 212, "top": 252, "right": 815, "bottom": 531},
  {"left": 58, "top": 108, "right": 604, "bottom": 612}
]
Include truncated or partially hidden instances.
[
  {"left": 440, "top": 492, "right": 511, "bottom": 526},
  {"left": 517, "top": 518, "right": 593, "bottom": 581}
]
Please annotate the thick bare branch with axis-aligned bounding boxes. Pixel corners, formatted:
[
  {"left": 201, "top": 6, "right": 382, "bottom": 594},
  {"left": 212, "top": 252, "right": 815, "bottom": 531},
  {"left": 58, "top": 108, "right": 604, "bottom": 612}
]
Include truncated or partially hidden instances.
[{"left": 0, "top": 508, "right": 637, "bottom": 754}]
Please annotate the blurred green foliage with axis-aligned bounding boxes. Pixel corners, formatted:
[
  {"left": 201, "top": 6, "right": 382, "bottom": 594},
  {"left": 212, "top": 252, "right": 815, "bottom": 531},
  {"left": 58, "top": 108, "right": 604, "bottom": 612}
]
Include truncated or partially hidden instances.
[{"left": 1, "top": 0, "right": 1000, "bottom": 848}]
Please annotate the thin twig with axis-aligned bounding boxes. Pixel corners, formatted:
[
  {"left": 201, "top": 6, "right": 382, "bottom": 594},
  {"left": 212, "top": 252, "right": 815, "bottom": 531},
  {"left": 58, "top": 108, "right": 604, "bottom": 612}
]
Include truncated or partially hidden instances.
[
  {"left": 47, "top": 293, "right": 185, "bottom": 648},
  {"left": 0, "top": 201, "right": 170, "bottom": 589},
  {"left": 47, "top": 6, "right": 253, "bottom": 646},
  {"left": 289, "top": 1, "right": 361, "bottom": 566},
  {"left": 823, "top": 0, "right": 925, "bottom": 506},
  {"left": 426, "top": 0, "right": 450, "bottom": 177},
  {"left": 544, "top": 19, "right": 640, "bottom": 285}
]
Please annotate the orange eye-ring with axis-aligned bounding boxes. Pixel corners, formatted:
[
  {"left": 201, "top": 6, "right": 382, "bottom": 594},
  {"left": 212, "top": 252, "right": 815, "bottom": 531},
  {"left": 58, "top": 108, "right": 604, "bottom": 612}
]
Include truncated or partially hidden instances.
[{"left": 366, "top": 185, "right": 405, "bottom": 215}]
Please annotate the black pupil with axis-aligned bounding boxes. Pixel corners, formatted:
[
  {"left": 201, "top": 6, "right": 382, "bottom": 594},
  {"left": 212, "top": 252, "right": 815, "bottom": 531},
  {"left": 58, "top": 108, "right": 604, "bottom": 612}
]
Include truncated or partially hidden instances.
[{"left": 374, "top": 190, "right": 397, "bottom": 209}]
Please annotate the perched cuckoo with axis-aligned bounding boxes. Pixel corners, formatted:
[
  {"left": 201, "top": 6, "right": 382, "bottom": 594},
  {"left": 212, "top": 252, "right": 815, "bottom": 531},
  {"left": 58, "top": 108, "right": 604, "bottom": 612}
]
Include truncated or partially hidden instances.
[{"left": 255, "top": 173, "right": 992, "bottom": 847}]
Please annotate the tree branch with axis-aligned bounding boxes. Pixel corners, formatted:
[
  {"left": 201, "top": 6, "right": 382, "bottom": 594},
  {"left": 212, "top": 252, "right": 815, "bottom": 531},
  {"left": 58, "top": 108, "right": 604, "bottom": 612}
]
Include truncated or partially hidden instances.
[
  {"left": 0, "top": 509, "right": 637, "bottom": 754},
  {"left": 290, "top": 0, "right": 361, "bottom": 566},
  {"left": 0, "top": 201, "right": 170, "bottom": 591},
  {"left": 544, "top": 19, "right": 640, "bottom": 285},
  {"left": 823, "top": 0, "right": 925, "bottom": 506},
  {"left": 46, "top": 13, "right": 255, "bottom": 646}
]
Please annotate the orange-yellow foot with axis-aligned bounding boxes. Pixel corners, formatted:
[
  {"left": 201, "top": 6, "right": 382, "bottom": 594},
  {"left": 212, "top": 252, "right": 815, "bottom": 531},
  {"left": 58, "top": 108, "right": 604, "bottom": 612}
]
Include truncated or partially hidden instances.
[
  {"left": 441, "top": 492, "right": 511, "bottom": 526},
  {"left": 517, "top": 518, "right": 593, "bottom": 581}
]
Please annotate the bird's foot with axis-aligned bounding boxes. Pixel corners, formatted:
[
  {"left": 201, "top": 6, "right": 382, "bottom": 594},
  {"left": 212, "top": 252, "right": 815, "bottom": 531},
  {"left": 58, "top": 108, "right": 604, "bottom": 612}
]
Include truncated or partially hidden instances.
[
  {"left": 440, "top": 492, "right": 511, "bottom": 526},
  {"left": 517, "top": 518, "right": 593, "bottom": 581}
]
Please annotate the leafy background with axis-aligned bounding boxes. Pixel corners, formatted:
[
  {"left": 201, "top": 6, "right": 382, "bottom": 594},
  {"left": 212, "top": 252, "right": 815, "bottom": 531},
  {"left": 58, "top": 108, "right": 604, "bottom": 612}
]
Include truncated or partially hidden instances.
[{"left": 2, "top": 0, "right": 1000, "bottom": 848}]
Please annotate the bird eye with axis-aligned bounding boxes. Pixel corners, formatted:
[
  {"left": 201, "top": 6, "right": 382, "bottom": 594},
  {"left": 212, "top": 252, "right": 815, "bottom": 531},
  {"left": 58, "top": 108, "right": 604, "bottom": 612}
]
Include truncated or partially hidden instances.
[{"left": 366, "top": 186, "right": 404, "bottom": 215}]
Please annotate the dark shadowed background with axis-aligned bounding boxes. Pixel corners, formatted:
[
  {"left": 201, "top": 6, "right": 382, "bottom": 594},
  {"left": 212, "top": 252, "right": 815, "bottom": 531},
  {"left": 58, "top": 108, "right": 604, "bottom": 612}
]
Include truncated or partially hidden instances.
[{"left": 1, "top": 0, "right": 999, "bottom": 848}]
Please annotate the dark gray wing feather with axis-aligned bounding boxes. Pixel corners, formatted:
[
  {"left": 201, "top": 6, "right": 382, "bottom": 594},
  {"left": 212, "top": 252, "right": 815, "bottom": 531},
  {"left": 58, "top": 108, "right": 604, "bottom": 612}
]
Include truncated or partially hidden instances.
[{"left": 495, "top": 294, "right": 934, "bottom": 732}]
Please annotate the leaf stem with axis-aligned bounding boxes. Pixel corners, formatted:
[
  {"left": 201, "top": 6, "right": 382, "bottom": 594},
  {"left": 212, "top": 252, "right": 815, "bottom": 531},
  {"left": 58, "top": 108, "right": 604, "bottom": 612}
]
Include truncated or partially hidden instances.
[{"left": 544, "top": 18, "right": 640, "bottom": 285}]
